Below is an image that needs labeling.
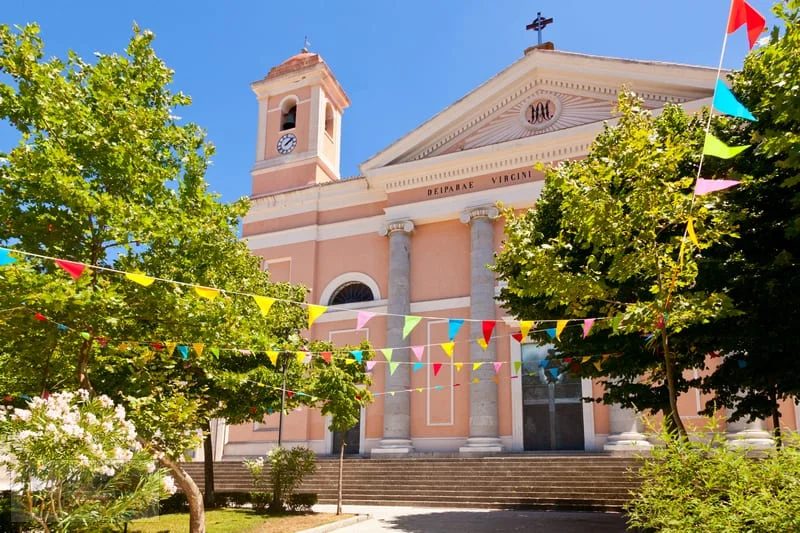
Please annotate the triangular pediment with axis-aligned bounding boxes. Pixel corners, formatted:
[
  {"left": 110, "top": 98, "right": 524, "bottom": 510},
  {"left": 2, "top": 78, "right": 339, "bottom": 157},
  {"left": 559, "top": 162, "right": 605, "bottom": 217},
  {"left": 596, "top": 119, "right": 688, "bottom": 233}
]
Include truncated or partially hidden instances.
[{"left": 361, "top": 50, "right": 717, "bottom": 172}]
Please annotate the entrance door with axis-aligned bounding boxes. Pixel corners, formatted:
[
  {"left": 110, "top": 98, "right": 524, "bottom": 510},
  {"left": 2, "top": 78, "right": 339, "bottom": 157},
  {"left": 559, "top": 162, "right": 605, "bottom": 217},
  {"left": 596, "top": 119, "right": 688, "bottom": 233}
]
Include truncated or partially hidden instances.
[
  {"left": 332, "top": 419, "right": 360, "bottom": 455},
  {"left": 521, "top": 344, "right": 584, "bottom": 450}
]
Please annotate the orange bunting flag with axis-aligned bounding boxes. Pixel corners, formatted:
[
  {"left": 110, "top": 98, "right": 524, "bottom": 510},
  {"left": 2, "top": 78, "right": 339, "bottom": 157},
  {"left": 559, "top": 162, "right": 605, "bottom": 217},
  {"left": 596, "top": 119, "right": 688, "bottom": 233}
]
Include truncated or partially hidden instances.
[
  {"left": 519, "top": 320, "right": 534, "bottom": 340},
  {"left": 477, "top": 338, "right": 489, "bottom": 351},
  {"left": 307, "top": 305, "right": 327, "bottom": 328},
  {"left": 195, "top": 286, "right": 220, "bottom": 300},
  {"left": 166, "top": 342, "right": 177, "bottom": 357},
  {"left": 119, "top": 343, "right": 129, "bottom": 351},
  {"left": 727, "top": 0, "right": 766, "bottom": 49},
  {"left": 54, "top": 259, "right": 87, "bottom": 280},
  {"left": 192, "top": 343, "right": 204, "bottom": 358},
  {"left": 253, "top": 296, "right": 275, "bottom": 316},
  {"left": 267, "top": 351, "right": 279, "bottom": 366},
  {"left": 492, "top": 376, "right": 500, "bottom": 384},
  {"left": 441, "top": 342, "right": 455, "bottom": 358},
  {"left": 482, "top": 320, "right": 496, "bottom": 344},
  {"left": 555, "top": 320, "right": 568, "bottom": 340},
  {"left": 472, "top": 362, "right": 483, "bottom": 372},
  {"left": 125, "top": 272, "right": 155, "bottom": 287},
  {"left": 454, "top": 362, "right": 464, "bottom": 372},
  {"left": 320, "top": 351, "right": 332, "bottom": 364},
  {"left": 687, "top": 218, "right": 699, "bottom": 247}
]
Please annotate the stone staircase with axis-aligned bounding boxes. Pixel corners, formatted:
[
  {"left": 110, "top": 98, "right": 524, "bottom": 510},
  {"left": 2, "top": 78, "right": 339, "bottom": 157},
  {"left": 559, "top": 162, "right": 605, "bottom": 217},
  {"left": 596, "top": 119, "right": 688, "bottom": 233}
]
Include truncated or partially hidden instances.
[{"left": 181, "top": 455, "right": 640, "bottom": 512}]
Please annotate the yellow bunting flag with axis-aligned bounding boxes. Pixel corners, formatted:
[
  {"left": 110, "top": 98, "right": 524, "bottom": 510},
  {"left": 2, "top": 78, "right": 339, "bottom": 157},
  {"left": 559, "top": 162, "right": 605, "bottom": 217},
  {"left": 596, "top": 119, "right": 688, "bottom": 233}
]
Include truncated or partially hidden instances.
[
  {"left": 253, "top": 296, "right": 276, "bottom": 316},
  {"left": 593, "top": 361, "right": 603, "bottom": 372},
  {"left": 454, "top": 363, "right": 464, "bottom": 372},
  {"left": 381, "top": 348, "right": 393, "bottom": 362},
  {"left": 296, "top": 351, "right": 307, "bottom": 365},
  {"left": 307, "top": 305, "right": 327, "bottom": 328},
  {"left": 125, "top": 272, "right": 155, "bottom": 287},
  {"left": 166, "top": 342, "right": 177, "bottom": 357},
  {"left": 195, "top": 286, "right": 220, "bottom": 300},
  {"left": 416, "top": 387, "right": 423, "bottom": 393},
  {"left": 345, "top": 358, "right": 356, "bottom": 365},
  {"left": 472, "top": 362, "right": 483, "bottom": 371},
  {"left": 687, "top": 218, "right": 699, "bottom": 247},
  {"left": 267, "top": 351, "right": 279, "bottom": 367},
  {"left": 519, "top": 320, "right": 534, "bottom": 340},
  {"left": 472, "top": 377, "right": 480, "bottom": 384},
  {"left": 702, "top": 133, "right": 750, "bottom": 159},
  {"left": 192, "top": 343, "right": 204, "bottom": 358},
  {"left": 476, "top": 338, "right": 489, "bottom": 351},
  {"left": 390, "top": 391, "right": 396, "bottom": 396},
  {"left": 555, "top": 320, "right": 568, "bottom": 340},
  {"left": 402, "top": 316, "right": 422, "bottom": 339},
  {"left": 441, "top": 342, "right": 455, "bottom": 358},
  {"left": 582, "top": 356, "right": 591, "bottom": 364}
]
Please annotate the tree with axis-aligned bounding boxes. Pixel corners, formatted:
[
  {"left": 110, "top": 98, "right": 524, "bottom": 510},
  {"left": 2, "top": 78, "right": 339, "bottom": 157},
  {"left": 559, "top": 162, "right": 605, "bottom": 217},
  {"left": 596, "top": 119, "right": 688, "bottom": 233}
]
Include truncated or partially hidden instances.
[{"left": 494, "top": 93, "right": 738, "bottom": 434}]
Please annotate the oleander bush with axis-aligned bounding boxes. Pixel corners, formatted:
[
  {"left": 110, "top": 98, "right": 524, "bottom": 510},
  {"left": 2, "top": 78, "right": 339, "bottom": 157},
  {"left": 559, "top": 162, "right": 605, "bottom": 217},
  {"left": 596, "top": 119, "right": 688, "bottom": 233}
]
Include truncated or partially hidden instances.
[{"left": 244, "top": 446, "right": 317, "bottom": 513}]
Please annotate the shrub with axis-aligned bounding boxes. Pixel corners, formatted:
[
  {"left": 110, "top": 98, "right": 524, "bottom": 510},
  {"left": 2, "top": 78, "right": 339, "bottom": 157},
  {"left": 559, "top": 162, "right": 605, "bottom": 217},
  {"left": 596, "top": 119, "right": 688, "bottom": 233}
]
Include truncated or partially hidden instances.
[
  {"left": 243, "top": 446, "right": 317, "bottom": 513},
  {"left": 625, "top": 426, "right": 800, "bottom": 532},
  {"left": 287, "top": 492, "right": 318, "bottom": 512},
  {"left": 249, "top": 491, "right": 272, "bottom": 513}
]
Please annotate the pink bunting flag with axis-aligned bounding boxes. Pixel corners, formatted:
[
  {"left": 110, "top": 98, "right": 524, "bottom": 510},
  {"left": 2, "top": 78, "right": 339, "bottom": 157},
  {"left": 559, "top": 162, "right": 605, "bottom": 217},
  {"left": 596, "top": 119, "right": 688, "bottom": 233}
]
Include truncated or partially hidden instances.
[
  {"left": 433, "top": 363, "right": 443, "bottom": 377},
  {"left": 366, "top": 361, "right": 377, "bottom": 372},
  {"left": 54, "top": 259, "right": 87, "bottom": 280},
  {"left": 356, "top": 311, "right": 376, "bottom": 330},
  {"left": 493, "top": 362, "right": 503, "bottom": 374},
  {"left": 694, "top": 178, "right": 740, "bottom": 196},
  {"left": 582, "top": 318, "right": 595, "bottom": 338},
  {"left": 411, "top": 345, "right": 425, "bottom": 362}
]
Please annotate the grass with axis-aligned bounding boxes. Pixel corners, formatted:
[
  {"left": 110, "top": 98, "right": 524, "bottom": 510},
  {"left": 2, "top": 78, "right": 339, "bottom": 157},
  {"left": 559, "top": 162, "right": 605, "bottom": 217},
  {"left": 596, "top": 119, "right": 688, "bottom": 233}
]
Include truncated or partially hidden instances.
[{"left": 129, "top": 508, "right": 354, "bottom": 533}]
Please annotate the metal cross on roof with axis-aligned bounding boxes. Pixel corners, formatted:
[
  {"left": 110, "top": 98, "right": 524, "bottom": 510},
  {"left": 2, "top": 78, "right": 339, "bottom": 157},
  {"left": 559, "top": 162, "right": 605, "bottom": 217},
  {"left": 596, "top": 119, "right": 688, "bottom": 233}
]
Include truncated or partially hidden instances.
[
  {"left": 526, "top": 12, "right": 554, "bottom": 45},
  {"left": 302, "top": 36, "right": 311, "bottom": 53}
]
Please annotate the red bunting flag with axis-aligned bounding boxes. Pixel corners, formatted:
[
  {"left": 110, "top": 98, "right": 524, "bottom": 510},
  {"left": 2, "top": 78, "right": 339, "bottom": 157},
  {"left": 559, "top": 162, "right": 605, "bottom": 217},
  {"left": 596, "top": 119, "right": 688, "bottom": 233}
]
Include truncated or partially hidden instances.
[
  {"left": 287, "top": 391, "right": 294, "bottom": 399},
  {"left": 54, "top": 259, "right": 87, "bottom": 280},
  {"left": 482, "top": 320, "right": 496, "bottom": 344},
  {"left": 34, "top": 313, "right": 47, "bottom": 322},
  {"left": 727, "top": 0, "right": 766, "bottom": 49},
  {"left": 511, "top": 332, "right": 523, "bottom": 343},
  {"left": 320, "top": 351, "right": 332, "bottom": 364},
  {"left": 433, "top": 363, "right": 443, "bottom": 377}
]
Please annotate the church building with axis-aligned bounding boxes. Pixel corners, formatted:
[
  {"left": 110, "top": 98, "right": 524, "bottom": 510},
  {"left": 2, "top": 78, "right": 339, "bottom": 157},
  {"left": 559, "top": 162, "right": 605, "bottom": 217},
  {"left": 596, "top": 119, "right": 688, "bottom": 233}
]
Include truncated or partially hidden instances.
[{"left": 208, "top": 37, "right": 794, "bottom": 459}]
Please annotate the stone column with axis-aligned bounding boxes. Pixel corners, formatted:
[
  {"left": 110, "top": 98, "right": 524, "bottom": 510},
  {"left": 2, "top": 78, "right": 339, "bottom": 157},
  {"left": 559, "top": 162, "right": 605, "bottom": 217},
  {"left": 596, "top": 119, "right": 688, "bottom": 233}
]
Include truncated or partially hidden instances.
[
  {"left": 459, "top": 206, "right": 503, "bottom": 453},
  {"left": 372, "top": 220, "right": 415, "bottom": 455},
  {"left": 726, "top": 416, "right": 774, "bottom": 449},
  {"left": 603, "top": 404, "right": 651, "bottom": 453}
]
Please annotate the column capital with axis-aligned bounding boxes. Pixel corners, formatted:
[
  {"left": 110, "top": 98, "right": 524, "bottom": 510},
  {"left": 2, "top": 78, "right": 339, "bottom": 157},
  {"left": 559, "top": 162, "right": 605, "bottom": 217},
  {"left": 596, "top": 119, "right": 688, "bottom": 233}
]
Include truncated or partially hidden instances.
[
  {"left": 379, "top": 219, "right": 415, "bottom": 237},
  {"left": 460, "top": 205, "right": 500, "bottom": 224}
]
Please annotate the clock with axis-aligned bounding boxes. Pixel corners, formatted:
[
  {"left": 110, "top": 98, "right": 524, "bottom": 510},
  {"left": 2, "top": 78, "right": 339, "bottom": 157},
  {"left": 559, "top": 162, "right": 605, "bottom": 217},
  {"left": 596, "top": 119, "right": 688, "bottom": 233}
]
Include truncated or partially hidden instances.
[{"left": 277, "top": 133, "right": 297, "bottom": 155}]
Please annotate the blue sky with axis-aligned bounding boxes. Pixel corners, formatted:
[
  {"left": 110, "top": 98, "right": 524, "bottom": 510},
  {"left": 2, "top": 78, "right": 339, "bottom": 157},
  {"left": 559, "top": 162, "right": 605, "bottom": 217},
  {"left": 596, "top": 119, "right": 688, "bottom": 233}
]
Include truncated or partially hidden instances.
[{"left": 0, "top": 0, "right": 781, "bottom": 203}]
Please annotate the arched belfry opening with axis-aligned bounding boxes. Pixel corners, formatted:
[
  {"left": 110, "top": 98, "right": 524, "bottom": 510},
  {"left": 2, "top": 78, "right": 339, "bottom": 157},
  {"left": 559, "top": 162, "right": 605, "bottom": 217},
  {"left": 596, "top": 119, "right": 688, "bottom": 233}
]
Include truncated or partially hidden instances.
[
  {"left": 281, "top": 98, "right": 297, "bottom": 130},
  {"left": 329, "top": 282, "right": 374, "bottom": 305}
]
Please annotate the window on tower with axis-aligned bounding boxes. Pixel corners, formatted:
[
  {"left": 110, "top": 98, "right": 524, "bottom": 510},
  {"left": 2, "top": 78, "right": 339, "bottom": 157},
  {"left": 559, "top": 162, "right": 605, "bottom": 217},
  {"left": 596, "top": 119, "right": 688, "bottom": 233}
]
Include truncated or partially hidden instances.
[
  {"left": 281, "top": 98, "right": 297, "bottom": 130},
  {"left": 324, "top": 103, "right": 334, "bottom": 138}
]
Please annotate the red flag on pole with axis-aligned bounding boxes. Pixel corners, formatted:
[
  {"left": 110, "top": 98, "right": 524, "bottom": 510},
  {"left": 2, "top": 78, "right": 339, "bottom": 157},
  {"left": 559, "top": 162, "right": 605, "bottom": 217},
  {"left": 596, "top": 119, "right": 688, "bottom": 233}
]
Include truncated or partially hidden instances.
[{"left": 727, "top": 0, "right": 766, "bottom": 49}]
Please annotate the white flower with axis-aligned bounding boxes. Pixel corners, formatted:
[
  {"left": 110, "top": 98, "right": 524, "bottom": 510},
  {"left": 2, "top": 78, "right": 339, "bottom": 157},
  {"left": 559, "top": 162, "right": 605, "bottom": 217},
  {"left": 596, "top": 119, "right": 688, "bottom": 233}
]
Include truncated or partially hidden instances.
[
  {"left": 13, "top": 409, "right": 31, "bottom": 422},
  {"left": 77, "top": 389, "right": 90, "bottom": 401},
  {"left": 99, "top": 465, "right": 115, "bottom": 477},
  {"left": 84, "top": 412, "right": 98, "bottom": 425},
  {"left": 45, "top": 423, "right": 58, "bottom": 434},
  {"left": 98, "top": 395, "right": 114, "bottom": 408},
  {"left": 145, "top": 462, "right": 156, "bottom": 473},
  {"left": 113, "top": 447, "right": 133, "bottom": 463},
  {"left": 77, "top": 454, "right": 90, "bottom": 467},
  {"left": 17, "top": 430, "right": 34, "bottom": 440},
  {"left": 162, "top": 476, "right": 177, "bottom": 495},
  {"left": 101, "top": 420, "right": 114, "bottom": 432},
  {"left": 114, "top": 405, "right": 126, "bottom": 421}
]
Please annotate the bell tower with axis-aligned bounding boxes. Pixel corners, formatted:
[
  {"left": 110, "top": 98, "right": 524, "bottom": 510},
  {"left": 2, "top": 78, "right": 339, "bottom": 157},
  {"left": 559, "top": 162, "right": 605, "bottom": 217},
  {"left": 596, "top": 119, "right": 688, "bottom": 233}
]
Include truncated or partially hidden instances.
[{"left": 250, "top": 49, "right": 350, "bottom": 196}]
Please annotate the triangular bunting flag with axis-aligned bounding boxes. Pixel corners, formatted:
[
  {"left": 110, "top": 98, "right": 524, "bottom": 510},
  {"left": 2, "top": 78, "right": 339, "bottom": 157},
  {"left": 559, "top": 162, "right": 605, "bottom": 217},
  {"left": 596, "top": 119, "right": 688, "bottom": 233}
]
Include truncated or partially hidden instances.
[
  {"left": 296, "top": 351, "right": 307, "bottom": 365},
  {"left": 593, "top": 360, "right": 603, "bottom": 372},
  {"left": 694, "top": 178, "right": 740, "bottom": 196},
  {"left": 267, "top": 351, "right": 279, "bottom": 366},
  {"left": 493, "top": 362, "right": 503, "bottom": 374},
  {"left": 56, "top": 324, "right": 68, "bottom": 331},
  {"left": 472, "top": 377, "right": 480, "bottom": 384},
  {"left": 539, "top": 359, "right": 548, "bottom": 368},
  {"left": 441, "top": 342, "right": 455, "bottom": 358},
  {"left": 366, "top": 361, "right": 377, "bottom": 371},
  {"left": 482, "top": 320, "right": 496, "bottom": 344},
  {"left": 548, "top": 368, "right": 559, "bottom": 378},
  {"left": 413, "top": 362, "right": 423, "bottom": 373},
  {"left": 582, "top": 356, "right": 591, "bottom": 363},
  {"left": 492, "top": 377, "right": 500, "bottom": 384},
  {"left": 687, "top": 217, "right": 700, "bottom": 247},
  {"left": 448, "top": 319, "right": 464, "bottom": 341},
  {"left": 389, "top": 362, "right": 400, "bottom": 375},
  {"left": 320, "top": 351, "right": 332, "bottom": 364},
  {"left": 125, "top": 272, "right": 155, "bottom": 287},
  {"left": 356, "top": 311, "right": 376, "bottom": 330},
  {"left": 545, "top": 328, "right": 557, "bottom": 339},
  {"left": 555, "top": 320, "right": 568, "bottom": 340},
  {"left": 713, "top": 79, "right": 756, "bottom": 121},
  {"left": 390, "top": 392, "right": 396, "bottom": 397},
  {"left": 416, "top": 387, "right": 423, "bottom": 393},
  {"left": 192, "top": 343, "right": 204, "bottom": 357},
  {"left": 433, "top": 363, "right": 443, "bottom": 377},
  {"left": 519, "top": 320, "right": 534, "bottom": 340},
  {"left": 350, "top": 350, "right": 363, "bottom": 363},
  {"left": 702, "top": 133, "right": 750, "bottom": 159},
  {"left": 381, "top": 348, "right": 393, "bottom": 362},
  {"left": 513, "top": 361, "right": 522, "bottom": 374},
  {"left": 511, "top": 333, "right": 523, "bottom": 343},
  {"left": 195, "top": 286, "right": 220, "bottom": 300},
  {"left": 210, "top": 347, "right": 220, "bottom": 358},
  {"left": 454, "top": 362, "right": 464, "bottom": 372},
  {"left": 34, "top": 313, "right": 47, "bottom": 322},
  {"left": 411, "top": 345, "right": 424, "bottom": 362},
  {"left": 0, "top": 249, "right": 17, "bottom": 266},
  {"left": 727, "top": 0, "right": 766, "bottom": 49},
  {"left": 402, "top": 315, "right": 422, "bottom": 339},
  {"left": 472, "top": 362, "right": 482, "bottom": 371},
  {"left": 54, "top": 259, "right": 87, "bottom": 280},
  {"left": 79, "top": 332, "right": 91, "bottom": 341},
  {"left": 239, "top": 349, "right": 252, "bottom": 355},
  {"left": 307, "top": 305, "right": 327, "bottom": 328},
  {"left": 166, "top": 342, "right": 177, "bottom": 357},
  {"left": 253, "top": 296, "right": 275, "bottom": 316},
  {"left": 477, "top": 338, "right": 489, "bottom": 351},
  {"left": 345, "top": 358, "right": 356, "bottom": 365},
  {"left": 177, "top": 345, "right": 189, "bottom": 360},
  {"left": 583, "top": 319, "right": 595, "bottom": 338}
]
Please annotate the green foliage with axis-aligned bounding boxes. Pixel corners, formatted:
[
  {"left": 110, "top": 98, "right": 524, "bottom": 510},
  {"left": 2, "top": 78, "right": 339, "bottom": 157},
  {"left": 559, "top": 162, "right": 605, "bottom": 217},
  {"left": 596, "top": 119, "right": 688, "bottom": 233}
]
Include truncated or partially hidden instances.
[
  {"left": 243, "top": 446, "right": 317, "bottom": 513},
  {"left": 626, "top": 427, "right": 800, "bottom": 532},
  {"left": 248, "top": 491, "right": 272, "bottom": 514},
  {"left": 287, "top": 493, "right": 318, "bottom": 512},
  {"left": 0, "top": 390, "right": 172, "bottom": 532}
]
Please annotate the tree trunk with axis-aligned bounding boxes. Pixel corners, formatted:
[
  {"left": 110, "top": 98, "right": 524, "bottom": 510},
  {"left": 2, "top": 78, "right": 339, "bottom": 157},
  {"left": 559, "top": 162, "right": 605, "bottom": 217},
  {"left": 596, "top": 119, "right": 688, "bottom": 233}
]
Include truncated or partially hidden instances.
[
  {"left": 770, "top": 392, "right": 782, "bottom": 449},
  {"left": 203, "top": 421, "right": 216, "bottom": 509},
  {"left": 337, "top": 441, "right": 345, "bottom": 515},
  {"left": 76, "top": 339, "right": 93, "bottom": 392},
  {"left": 661, "top": 331, "right": 687, "bottom": 436},
  {"left": 160, "top": 455, "right": 205, "bottom": 533}
]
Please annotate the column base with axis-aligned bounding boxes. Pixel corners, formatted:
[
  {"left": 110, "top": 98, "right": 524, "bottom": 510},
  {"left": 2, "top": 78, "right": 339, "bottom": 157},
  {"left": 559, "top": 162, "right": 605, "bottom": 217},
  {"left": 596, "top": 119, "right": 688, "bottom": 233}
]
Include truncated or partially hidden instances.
[
  {"left": 603, "top": 432, "right": 652, "bottom": 453},
  {"left": 726, "top": 428, "right": 774, "bottom": 450},
  {"left": 370, "top": 438, "right": 415, "bottom": 456},
  {"left": 459, "top": 437, "right": 503, "bottom": 454}
]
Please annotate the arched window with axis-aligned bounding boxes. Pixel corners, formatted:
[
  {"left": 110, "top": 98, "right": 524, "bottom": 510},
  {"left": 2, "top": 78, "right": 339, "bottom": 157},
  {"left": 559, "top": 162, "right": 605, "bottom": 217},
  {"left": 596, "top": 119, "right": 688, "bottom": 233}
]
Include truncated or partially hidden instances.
[
  {"left": 329, "top": 282, "right": 374, "bottom": 305},
  {"left": 324, "top": 103, "right": 334, "bottom": 137},
  {"left": 281, "top": 98, "right": 297, "bottom": 131}
]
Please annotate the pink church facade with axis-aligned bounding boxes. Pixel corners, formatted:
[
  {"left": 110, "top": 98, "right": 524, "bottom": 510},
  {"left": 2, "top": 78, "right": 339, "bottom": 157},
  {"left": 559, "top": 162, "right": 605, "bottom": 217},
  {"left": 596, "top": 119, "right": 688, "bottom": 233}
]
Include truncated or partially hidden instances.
[{"left": 207, "top": 45, "right": 797, "bottom": 459}]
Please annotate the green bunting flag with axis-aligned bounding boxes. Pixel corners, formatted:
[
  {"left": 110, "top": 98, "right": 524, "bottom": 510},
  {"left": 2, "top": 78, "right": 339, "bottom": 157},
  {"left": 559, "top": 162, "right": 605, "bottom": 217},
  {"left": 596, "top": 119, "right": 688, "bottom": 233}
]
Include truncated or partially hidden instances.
[
  {"left": 402, "top": 315, "right": 422, "bottom": 339},
  {"left": 389, "top": 362, "right": 400, "bottom": 375},
  {"left": 381, "top": 348, "right": 393, "bottom": 362},
  {"left": 702, "top": 133, "right": 750, "bottom": 159}
]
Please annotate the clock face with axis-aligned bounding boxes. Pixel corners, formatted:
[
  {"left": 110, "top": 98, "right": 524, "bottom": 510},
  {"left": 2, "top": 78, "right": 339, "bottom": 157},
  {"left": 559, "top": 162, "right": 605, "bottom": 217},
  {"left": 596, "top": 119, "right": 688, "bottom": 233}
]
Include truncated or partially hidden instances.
[{"left": 277, "top": 133, "right": 297, "bottom": 155}]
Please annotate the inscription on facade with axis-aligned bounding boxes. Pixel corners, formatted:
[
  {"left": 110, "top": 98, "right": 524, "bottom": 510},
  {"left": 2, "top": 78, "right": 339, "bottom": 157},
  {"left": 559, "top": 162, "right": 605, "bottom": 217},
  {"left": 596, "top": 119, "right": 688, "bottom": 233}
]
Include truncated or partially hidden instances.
[{"left": 426, "top": 169, "right": 535, "bottom": 198}]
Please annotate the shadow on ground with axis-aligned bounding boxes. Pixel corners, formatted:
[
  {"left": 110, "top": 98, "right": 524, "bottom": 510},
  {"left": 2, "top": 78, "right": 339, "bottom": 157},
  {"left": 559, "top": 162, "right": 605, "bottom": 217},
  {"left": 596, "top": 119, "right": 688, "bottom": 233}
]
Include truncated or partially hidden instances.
[{"left": 376, "top": 509, "right": 628, "bottom": 533}]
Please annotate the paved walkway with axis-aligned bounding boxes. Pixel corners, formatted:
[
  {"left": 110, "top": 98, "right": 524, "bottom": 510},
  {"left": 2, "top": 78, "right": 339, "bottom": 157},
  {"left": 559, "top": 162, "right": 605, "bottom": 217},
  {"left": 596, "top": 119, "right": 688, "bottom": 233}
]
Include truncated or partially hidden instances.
[{"left": 312, "top": 504, "right": 628, "bottom": 533}]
